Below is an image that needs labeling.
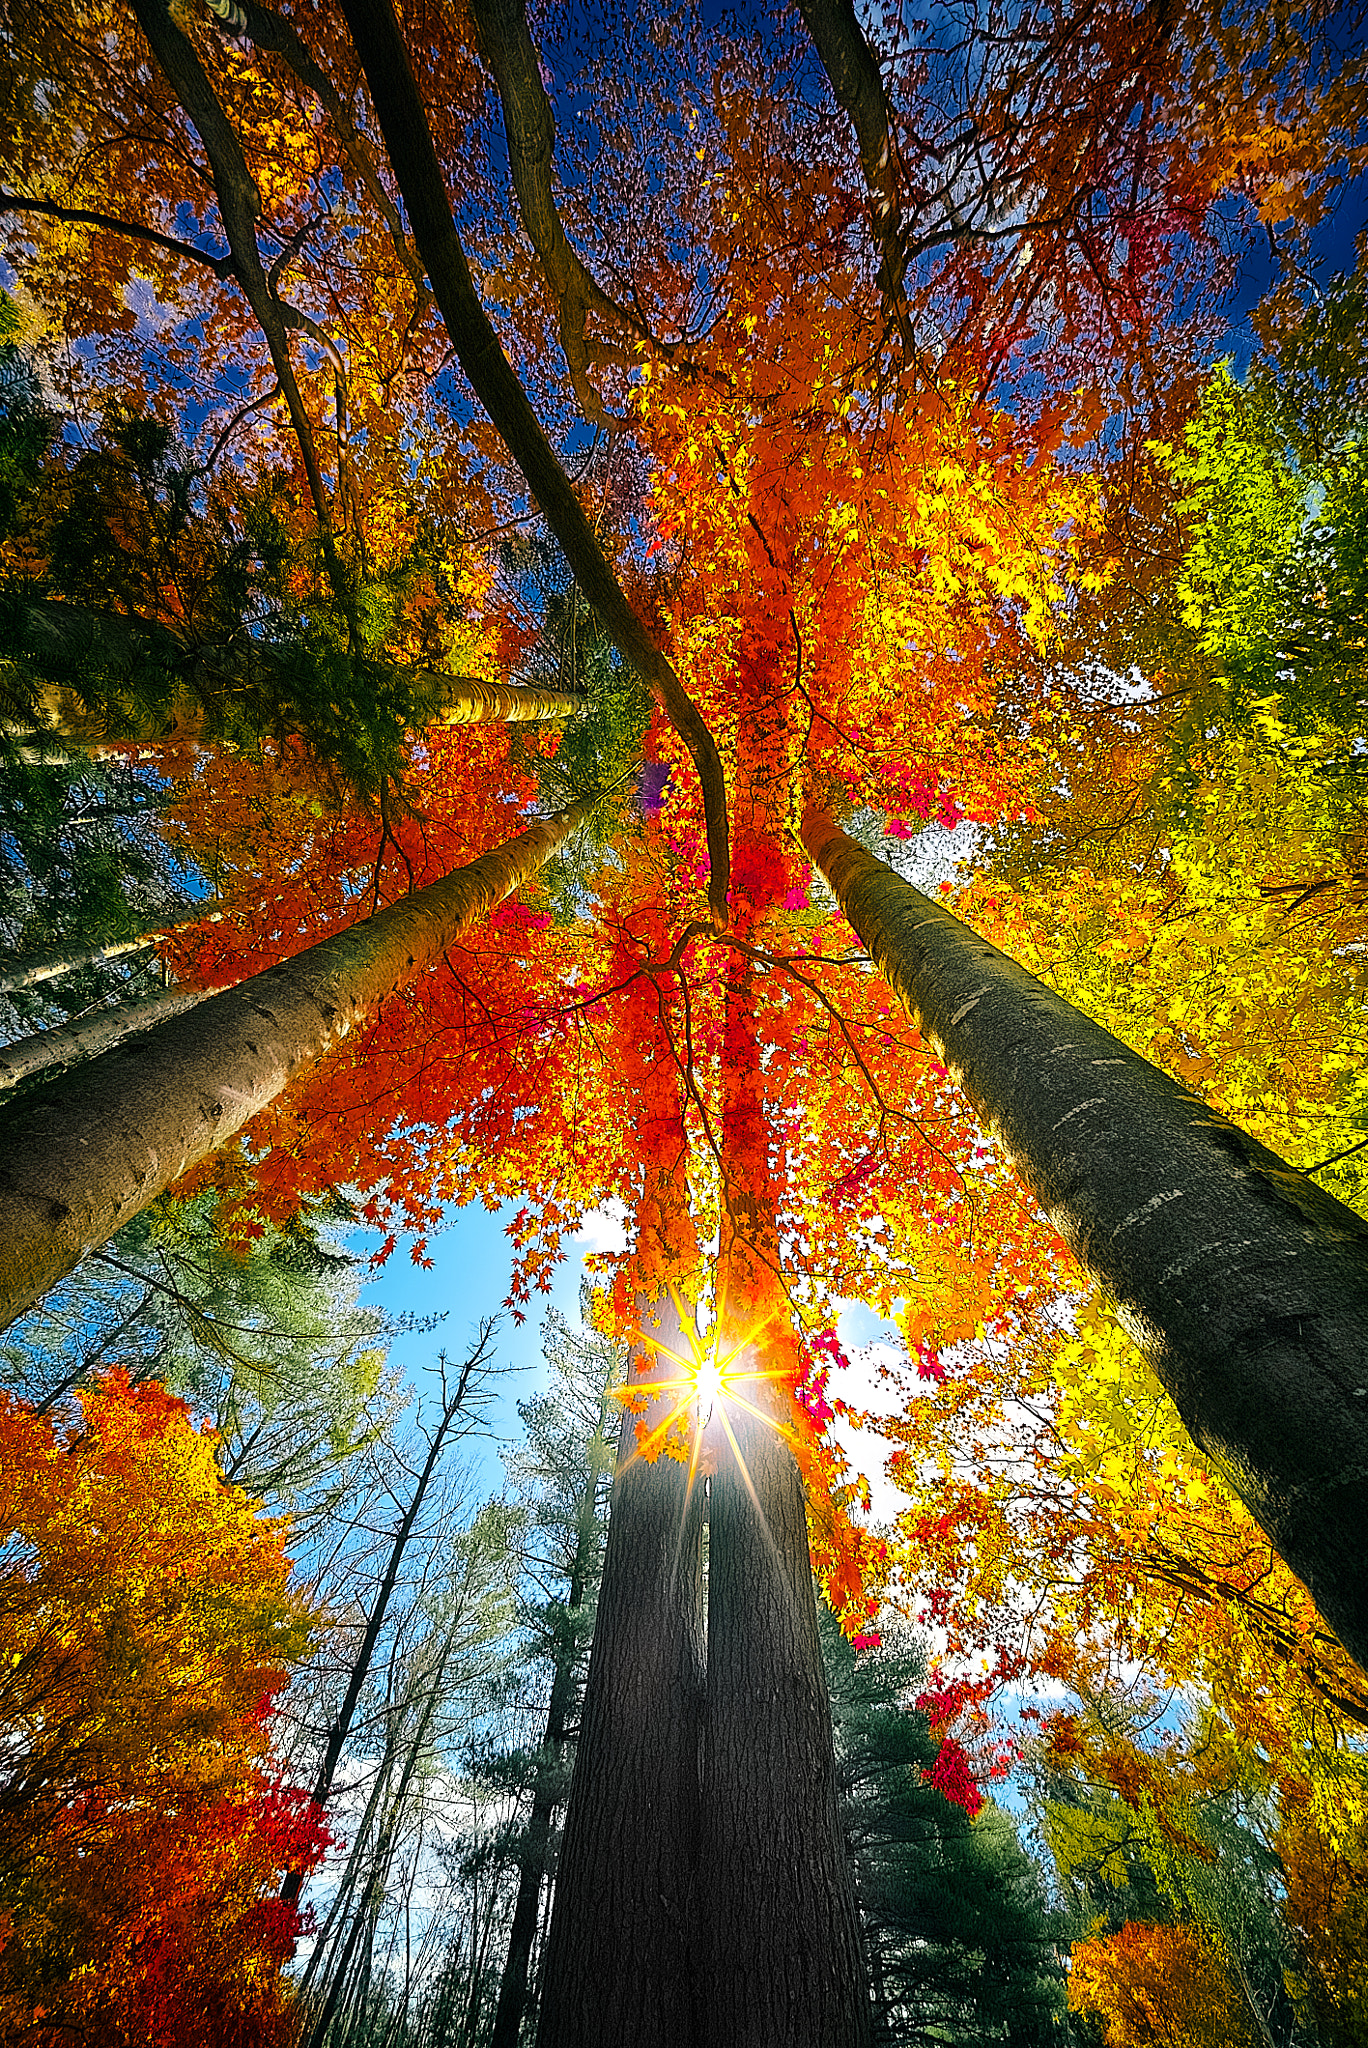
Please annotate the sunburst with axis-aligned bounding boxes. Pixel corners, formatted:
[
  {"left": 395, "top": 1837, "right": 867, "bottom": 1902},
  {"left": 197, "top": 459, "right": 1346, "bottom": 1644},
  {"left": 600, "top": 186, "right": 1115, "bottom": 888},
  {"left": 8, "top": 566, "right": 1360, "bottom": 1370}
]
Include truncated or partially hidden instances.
[{"left": 615, "top": 1281, "right": 795, "bottom": 1510}]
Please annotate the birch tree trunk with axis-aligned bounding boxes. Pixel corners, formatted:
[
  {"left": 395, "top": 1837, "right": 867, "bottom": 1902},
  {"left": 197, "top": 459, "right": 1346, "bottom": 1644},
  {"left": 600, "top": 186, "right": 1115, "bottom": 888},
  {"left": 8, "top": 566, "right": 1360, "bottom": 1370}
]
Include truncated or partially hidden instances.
[
  {"left": 0, "top": 914, "right": 218, "bottom": 996},
  {"left": 802, "top": 800, "right": 1368, "bottom": 1674},
  {"left": 0, "top": 987, "right": 206, "bottom": 1092},
  {"left": 0, "top": 802, "right": 589, "bottom": 1332},
  {"left": 6, "top": 596, "right": 582, "bottom": 742}
]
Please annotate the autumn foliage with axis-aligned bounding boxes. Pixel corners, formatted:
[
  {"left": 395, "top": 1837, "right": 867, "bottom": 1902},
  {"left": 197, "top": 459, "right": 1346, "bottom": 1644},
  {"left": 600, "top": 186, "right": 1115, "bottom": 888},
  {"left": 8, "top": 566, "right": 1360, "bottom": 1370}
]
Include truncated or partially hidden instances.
[
  {"left": 0, "top": 1371, "right": 324, "bottom": 2046},
  {"left": 1068, "top": 1920, "right": 1261, "bottom": 2048},
  {"left": 1, "top": 0, "right": 1367, "bottom": 2033}
]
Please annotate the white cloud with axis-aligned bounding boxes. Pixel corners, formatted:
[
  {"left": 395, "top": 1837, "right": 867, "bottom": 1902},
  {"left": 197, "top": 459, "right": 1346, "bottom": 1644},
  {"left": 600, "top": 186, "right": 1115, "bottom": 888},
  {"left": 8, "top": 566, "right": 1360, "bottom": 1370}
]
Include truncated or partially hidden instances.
[{"left": 573, "top": 1201, "right": 628, "bottom": 1254}]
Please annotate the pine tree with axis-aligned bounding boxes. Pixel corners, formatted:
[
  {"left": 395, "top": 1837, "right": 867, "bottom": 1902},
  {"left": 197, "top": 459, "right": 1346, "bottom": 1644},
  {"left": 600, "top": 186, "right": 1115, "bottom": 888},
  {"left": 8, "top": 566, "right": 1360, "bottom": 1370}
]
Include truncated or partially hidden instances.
[{"left": 822, "top": 1611, "right": 1067, "bottom": 2046}]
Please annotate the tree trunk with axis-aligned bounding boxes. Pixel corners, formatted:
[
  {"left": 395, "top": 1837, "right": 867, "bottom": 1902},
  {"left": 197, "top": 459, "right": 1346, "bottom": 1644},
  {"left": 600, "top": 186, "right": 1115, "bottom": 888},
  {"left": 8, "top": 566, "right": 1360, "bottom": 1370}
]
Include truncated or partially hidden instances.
[
  {"left": 0, "top": 986, "right": 206, "bottom": 1092},
  {"left": 5, "top": 596, "right": 581, "bottom": 743},
  {"left": 0, "top": 908, "right": 222, "bottom": 997},
  {"left": 702, "top": 803, "right": 872, "bottom": 2048},
  {"left": 802, "top": 801, "right": 1368, "bottom": 1675},
  {"left": 490, "top": 1378, "right": 608, "bottom": 2048},
  {"left": 489, "top": 1748, "right": 558, "bottom": 2048},
  {"left": 303, "top": 1615, "right": 465, "bottom": 2048},
  {"left": 534, "top": 1294, "right": 706, "bottom": 2048},
  {"left": 705, "top": 1406, "right": 872, "bottom": 2048},
  {"left": 281, "top": 1333, "right": 493, "bottom": 1905},
  {"left": 425, "top": 675, "right": 583, "bottom": 723},
  {"left": 0, "top": 802, "right": 589, "bottom": 1332}
]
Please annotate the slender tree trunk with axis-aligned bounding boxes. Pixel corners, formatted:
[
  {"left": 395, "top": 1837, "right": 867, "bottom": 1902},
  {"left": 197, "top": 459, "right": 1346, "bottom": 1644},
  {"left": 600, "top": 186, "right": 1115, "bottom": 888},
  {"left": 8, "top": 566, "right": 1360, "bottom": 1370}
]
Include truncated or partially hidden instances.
[
  {"left": 305, "top": 1625, "right": 461, "bottom": 2048},
  {"left": 490, "top": 1800, "right": 549, "bottom": 2048},
  {"left": 0, "top": 933, "right": 158, "bottom": 997},
  {"left": 0, "top": 986, "right": 206, "bottom": 1091},
  {"left": 0, "top": 907, "right": 222, "bottom": 997},
  {"left": 490, "top": 1385, "right": 607, "bottom": 2048},
  {"left": 466, "top": 0, "right": 635, "bottom": 428},
  {"left": 534, "top": 1294, "right": 706, "bottom": 2048},
  {"left": 802, "top": 801, "right": 1368, "bottom": 1674},
  {"left": 5, "top": 596, "right": 581, "bottom": 743},
  {"left": 426, "top": 675, "right": 583, "bottom": 724},
  {"left": 792, "top": 0, "right": 906, "bottom": 320},
  {"left": 0, "top": 801, "right": 589, "bottom": 1332},
  {"left": 282, "top": 1334, "right": 492, "bottom": 1904}
]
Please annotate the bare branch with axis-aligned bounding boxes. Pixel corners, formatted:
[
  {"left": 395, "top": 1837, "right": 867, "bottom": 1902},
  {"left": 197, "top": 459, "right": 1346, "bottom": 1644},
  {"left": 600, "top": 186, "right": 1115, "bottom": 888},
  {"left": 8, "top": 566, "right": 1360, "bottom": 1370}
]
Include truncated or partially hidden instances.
[{"left": 0, "top": 190, "right": 236, "bottom": 279}]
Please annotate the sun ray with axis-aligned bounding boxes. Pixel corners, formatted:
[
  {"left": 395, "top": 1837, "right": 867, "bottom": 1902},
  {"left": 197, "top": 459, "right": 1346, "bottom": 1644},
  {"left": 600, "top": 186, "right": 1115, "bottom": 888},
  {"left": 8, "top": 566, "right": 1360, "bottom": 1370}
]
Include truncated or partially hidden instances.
[{"left": 610, "top": 1281, "right": 805, "bottom": 1562}]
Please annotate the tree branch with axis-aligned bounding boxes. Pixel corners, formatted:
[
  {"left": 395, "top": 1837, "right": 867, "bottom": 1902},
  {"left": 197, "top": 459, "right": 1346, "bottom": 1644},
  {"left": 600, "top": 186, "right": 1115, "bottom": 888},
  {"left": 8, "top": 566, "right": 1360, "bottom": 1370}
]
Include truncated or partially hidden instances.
[
  {"left": 236, "top": 0, "right": 433, "bottom": 313},
  {"left": 338, "top": 0, "right": 731, "bottom": 926},
  {"left": 125, "top": 0, "right": 356, "bottom": 633},
  {"left": 792, "top": 0, "right": 910, "bottom": 342},
  {"left": 468, "top": 0, "right": 638, "bottom": 426},
  {"left": 0, "top": 190, "right": 236, "bottom": 279}
]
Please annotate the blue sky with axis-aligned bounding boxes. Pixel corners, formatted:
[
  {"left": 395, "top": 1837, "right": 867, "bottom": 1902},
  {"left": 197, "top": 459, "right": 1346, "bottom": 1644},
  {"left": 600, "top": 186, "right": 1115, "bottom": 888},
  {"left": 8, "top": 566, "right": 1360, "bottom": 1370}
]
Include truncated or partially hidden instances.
[
  {"left": 355, "top": 1190, "right": 915, "bottom": 1517},
  {"left": 352, "top": 1202, "right": 620, "bottom": 1496}
]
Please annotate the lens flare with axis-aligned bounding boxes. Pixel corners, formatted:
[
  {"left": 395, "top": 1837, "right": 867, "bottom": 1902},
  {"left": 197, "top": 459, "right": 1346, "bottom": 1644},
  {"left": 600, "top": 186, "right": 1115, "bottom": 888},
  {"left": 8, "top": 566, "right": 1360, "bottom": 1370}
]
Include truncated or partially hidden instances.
[
  {"left": 615, "top": 1283, "right": 794, "bottom": 1488},
  {"left": 693, "top": 1355, "right": 726, "bottom": 1417}
]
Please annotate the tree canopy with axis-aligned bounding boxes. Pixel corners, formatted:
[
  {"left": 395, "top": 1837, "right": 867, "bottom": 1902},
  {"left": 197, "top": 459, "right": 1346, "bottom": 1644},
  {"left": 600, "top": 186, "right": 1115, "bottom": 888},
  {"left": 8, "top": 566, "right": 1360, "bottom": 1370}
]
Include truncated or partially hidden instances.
[{"left": 1, "top": 0, "right": 1366, "bottom": 2038}]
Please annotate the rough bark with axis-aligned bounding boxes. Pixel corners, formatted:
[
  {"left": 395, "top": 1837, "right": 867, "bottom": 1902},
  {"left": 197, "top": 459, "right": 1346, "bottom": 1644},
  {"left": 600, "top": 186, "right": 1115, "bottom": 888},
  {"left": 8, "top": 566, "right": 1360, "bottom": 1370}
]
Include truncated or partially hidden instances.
[
  {"left": 535, "top": 1296, "right": 706, "bottom": 2048},
  {"left": 703, "top": 862, "right": 872, "bottom": 2048},
  {"left": 0, "top": 987, "right": 206, "bottom": 1092},
  {"left": 705, "top": 1406, "right": 873, "bottom": 2048},
  {"left": 803, "top": 801, "right": 1368, "bottom": 1675},
  {"left": 337, "top": 0, "right": 732, "bottom": 927},
  {"left": 0, "top": 802, "right": 589, "bottom": 1332}
]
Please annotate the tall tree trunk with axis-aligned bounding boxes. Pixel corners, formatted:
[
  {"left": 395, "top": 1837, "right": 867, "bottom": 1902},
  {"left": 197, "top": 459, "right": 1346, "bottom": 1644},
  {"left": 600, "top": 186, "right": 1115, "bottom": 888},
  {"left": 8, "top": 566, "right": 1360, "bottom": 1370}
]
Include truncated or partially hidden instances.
[
  {"left": 0, "top": 801, "right": 589, "bottom": 1332},
  {"left": 490, "top": 1372, "right": 611, "bottom": 2048},
  {"left": 0, "top": 917, "right": 216, "bottom": 996},
  {"left": 704, "top": 705, "right": 872, "bottom": 2044},
  {"left": 489, "top": 1750, "right": 556, "bottom": 2048},
  {"left": 534, "top": 1292, "right": 706, "bottom": 2048},
  {"left": 0, "top": 986, "right": 207, "bottom": 1092},
  {"left": 802, "top": 801, "right": 1368, "bottom": 1675},
  {"left": 705, "top": 1403, "right": 871, "bottom": 2048},
  {"left": 6, "top": 596, "right": 582, "bottom": 743}
]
